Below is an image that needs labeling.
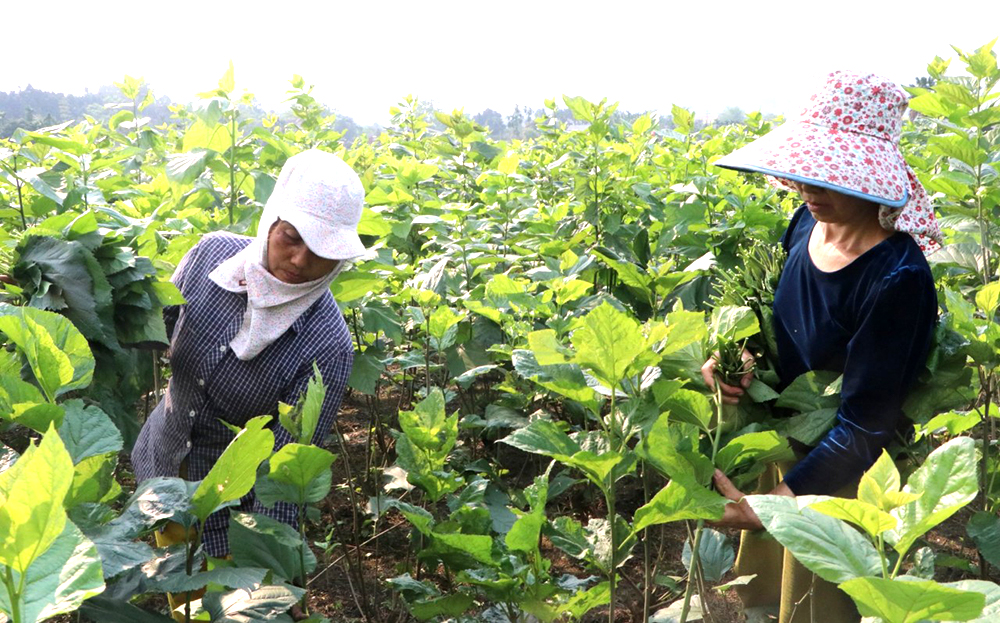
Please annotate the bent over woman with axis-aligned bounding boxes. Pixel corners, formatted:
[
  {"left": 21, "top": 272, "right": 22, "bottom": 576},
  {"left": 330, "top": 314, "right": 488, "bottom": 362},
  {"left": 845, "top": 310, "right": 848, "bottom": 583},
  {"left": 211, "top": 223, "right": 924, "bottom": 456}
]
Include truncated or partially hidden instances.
[
  {"left": 703, "top": 72, "right": 942, "bottom": 623},
  {"left": 132, "top": 149, "right": 365, "bottom": 557}
]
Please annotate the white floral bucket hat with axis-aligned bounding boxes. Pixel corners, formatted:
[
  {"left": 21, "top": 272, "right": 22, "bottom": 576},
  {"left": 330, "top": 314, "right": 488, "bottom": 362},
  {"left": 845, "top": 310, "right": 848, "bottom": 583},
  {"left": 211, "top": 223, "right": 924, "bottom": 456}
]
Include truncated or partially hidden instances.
[{"left": 714, "top": 70, "right": 943, "bottom": 254}]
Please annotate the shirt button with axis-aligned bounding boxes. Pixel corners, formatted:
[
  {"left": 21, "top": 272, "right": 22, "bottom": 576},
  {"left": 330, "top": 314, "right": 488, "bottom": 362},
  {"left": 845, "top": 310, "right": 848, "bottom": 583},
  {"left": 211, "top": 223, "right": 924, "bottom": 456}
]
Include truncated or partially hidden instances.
[
  {"left": 219, "top": 344, "right": 227, "bottom": 353},
  {"left": 189, "top": 410, "right": 196, "bottom": 417},
  {"left": 198, "top": 379, "right": 205, "bottom": 387},
  {"left": 186, "top": 440, "right": 192, "bottom": 448}
]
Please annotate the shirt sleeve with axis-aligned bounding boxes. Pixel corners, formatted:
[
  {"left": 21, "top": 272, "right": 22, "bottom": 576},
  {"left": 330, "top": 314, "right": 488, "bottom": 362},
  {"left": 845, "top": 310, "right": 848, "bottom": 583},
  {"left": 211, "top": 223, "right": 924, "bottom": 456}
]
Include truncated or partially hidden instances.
[
  {"left": 782, "top": 265, "right": 937, "bottom": 495},
  {"left": 251, "top": 333, "right": 354, "bottom": 523}
]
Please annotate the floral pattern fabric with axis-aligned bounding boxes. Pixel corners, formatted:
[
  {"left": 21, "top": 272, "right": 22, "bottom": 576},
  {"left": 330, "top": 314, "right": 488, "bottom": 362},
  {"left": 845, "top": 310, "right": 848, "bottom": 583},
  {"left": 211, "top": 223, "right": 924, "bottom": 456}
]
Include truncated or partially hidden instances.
[{"left": 715, "top": 71, "right": 943, "bottom": 254}]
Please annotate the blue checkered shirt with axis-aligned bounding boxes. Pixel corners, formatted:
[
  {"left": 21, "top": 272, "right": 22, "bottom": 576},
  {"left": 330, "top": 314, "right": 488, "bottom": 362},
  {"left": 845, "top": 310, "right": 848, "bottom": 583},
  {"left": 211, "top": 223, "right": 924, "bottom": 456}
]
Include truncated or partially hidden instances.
[{"left": 131, "top": 232, "right": 353, "bottom": 556}]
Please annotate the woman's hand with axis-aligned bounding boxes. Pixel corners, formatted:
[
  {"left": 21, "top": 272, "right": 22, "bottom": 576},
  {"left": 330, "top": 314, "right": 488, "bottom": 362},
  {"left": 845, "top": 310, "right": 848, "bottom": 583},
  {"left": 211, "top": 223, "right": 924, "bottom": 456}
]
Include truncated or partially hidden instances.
[
  {"left": 701, "top": 349, "right": 755, "bottom": 404},
  {"left": 709, "top": 469, "right": 794, "bottom": 531}
]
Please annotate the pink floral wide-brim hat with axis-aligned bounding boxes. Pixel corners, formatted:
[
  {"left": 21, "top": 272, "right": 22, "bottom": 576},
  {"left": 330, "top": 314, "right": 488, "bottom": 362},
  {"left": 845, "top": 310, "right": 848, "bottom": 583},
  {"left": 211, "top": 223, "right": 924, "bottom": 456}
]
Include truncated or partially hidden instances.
[{"left": 714, "top": 71, "right": 942, "bottom": 254}]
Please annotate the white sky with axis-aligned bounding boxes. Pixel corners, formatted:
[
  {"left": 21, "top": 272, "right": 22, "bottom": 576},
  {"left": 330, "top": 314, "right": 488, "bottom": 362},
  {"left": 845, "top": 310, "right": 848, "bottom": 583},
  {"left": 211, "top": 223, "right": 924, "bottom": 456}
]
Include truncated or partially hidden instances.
[{"left": 5, "top": 0, "right": 999, "bottom": 124}]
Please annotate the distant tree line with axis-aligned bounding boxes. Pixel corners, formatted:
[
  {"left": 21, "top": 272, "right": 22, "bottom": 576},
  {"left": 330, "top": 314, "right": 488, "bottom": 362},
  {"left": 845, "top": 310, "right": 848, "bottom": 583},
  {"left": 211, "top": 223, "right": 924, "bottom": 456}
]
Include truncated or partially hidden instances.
[{"left": 0, "top": 83, "right": 770, "bottom": 143}]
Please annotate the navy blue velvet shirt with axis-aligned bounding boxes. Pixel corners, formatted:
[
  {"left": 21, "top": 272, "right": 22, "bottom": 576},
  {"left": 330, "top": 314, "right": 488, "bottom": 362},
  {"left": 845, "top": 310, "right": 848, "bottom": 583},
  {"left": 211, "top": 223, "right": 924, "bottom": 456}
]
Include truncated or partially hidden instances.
[{"left": 774, "top": 206, "right": 937, "bottom": 495}]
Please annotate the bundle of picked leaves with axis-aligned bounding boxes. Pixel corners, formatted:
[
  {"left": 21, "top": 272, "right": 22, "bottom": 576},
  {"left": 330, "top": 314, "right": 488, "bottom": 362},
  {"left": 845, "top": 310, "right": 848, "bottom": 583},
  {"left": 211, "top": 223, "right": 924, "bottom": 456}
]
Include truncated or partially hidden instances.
[
  {"left": 11, "top": 211, "right": 183, "bottom": 446},
  {"left": 711, "top": 240, "right": 786, "bottom": 370}
]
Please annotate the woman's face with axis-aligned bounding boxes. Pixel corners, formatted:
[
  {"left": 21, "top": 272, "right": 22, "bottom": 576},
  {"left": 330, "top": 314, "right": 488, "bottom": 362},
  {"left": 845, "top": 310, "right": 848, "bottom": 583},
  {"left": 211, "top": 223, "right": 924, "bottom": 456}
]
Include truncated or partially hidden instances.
[
  {"left": 266, "top": 219, "right": 340, "bottom": 284},
  {"left": 788, "top": 181, "right": 878, "bottom": 224}
]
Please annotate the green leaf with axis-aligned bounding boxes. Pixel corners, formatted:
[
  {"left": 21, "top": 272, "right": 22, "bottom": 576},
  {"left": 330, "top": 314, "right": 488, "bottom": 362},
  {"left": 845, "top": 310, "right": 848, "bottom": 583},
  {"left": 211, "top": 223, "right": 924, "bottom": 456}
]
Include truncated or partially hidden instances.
[
  {"left": 632, "top": 480, "right": 727, "bottom": 533},
  {"left": 976, "top": 282, "right": 1000, "bottom": 316},
  {"left": 0, "top": 521, "right": 104, "bottom": 623},
  {"left": 774, "top": 371, "right": 841, "bottom": 412},
  {"left": 527, "top": 329, "right": 572, "bottom": 365},
  {"left": 661, "top": 308, "right": 708, "bottom": 356},
  {"left": 808, "top": 498, "right": 897, "bottom": 538},
  {"left": 967, "top": 512, "right": 1000, "bottom": 569},
  {"left": 887, "top": 436, "right": 977, "bottom": 557},
  {"left": 505, "top": 471, "right": 548, "bottom": 554},
  {"left": 780, "top": 407, "right": 838, "bottom": 445},
  {"left": 839, "top": 576, "right": 984, "bottom": 623},
  {"left": 715, "top": 431, "right": 793, "bottom": 474},
  {"left": 682, "top": 528, "right": 733, "bottom": 583},
  {"left": 165, "top": 149, "right": 211, "bottom": 185},
  {"left": 500, "top": 419, "right": 580, "bottom": 458},
  {"left": 65, "top": 452, "right": 118, "bottom": 508},
  {"left": 745, "top": 494, "right": 883, "bottom": 584},
  {"left": 710, "top": 305, "right": 759, "bottom": 342},
  {"left": 571, "top": 301, "right": 646, "bottom": 388},
  {"left": 409, "top": 593, "right": 475, "bottom": 620},
  {"left": 57, "top": 400, "right": 123, "bottom": 463},
  {"left": 229, "top": 512, "right": 316, "bottom": 583},
  {"left": 0, "top": 304, "right": 95, "bottom": 402},
  {"left": 330, "top": 271, "right": 384, "bottom": 304},
  {"left": 941, "top": 580, "right": 1000, "bottom": 622},
  {"left": 298, "top": 364, "right": 325, "bottom": 445},
  {"left": 202, "top": 584, "right": 306, "bottom": 623},
  {"left": 79, "top": 596, "right": 176, "bottom": 623},
  {"left": 13, "top": 236, "right": 118, "bottom": 349},
  {"left": 266, "top": 443, "right": 335, "bottom": 506},
  {"left": 858, "top": 450, "right": 919, "bottom": 512},
  {"left": 0, "top": 423, "right": 74, "bottom": 573},
  {"left": 663, "top": 389, "right": 714, "bottom": 431},
  {"left": 635, "top": 414, "right": 713, "bottom": 486},
  {"left": 190, "top": 416, "right": 274, "bottom": 522},
  {"left": 511, "top": 350, "right": 598, "bottom": 409}
]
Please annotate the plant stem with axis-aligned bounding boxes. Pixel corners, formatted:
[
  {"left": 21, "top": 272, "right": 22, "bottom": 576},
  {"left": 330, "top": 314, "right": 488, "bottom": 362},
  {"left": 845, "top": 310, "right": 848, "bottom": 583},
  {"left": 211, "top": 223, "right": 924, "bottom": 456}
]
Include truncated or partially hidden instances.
[
  {"left": 606, "top": 487, "right": 617, "bottom": 623},
  {"left": 679, "top": 519, "right": 705, "bottom": 623},
  {"left": 13, "top": 155, "right": 26, "bottom": 230},
  {"left": 642, "top": 466, "right": 652, "bottom": 622},
  {"left": 682, "top": 381, "right": 727, "bottom": 623},
  {"left": 4, "top": 566, "right": 21, "bottom": 623},
  {"left": 229, "top": 114, "right": 237, "bottom": 226}
]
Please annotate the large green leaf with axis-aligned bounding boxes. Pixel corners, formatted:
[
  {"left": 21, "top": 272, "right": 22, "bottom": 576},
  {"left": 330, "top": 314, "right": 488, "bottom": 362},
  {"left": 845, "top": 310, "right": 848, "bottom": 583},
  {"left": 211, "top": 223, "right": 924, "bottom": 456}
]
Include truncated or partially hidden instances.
[
  {"left": 12, "top": 235, "right": 118, "bottom": 349},
  {"left": 264, "top": 443, "right": 335, "bottom": 506},
  {"left": 229, "top": 513, "right": 315, "bottom": 584},
  {"left": 774, "top": 370, "right": 841, "bottom": 412},
  {"left": 635, "top": 414, "right": 713, "bottom": 486},
  {"left": 65, "top": 452, "right": 119, "bottom": 508},
  {"left": 839, "top": 576, "right": 984, "bottom": 623},
  {"left": 57, "top": 399, "right": 123, "bottom": 463},
  {"left": 79, "top": 595, "right": 176, "bottom": 623},
  {"left": 887, "top": 436, "right": 977, "bottom": 556},
  {"left": 714, "top": 431, "right": 793, "bottom": 474},
  {"left": 745, "top": 495, "right": 882, "bottom": 584},
  {"left": 191, "top": 416, "right": 274, "bottom": 522},
  {"left": 511, "top": 349, "right": 598, "bottom": 409},
  {"left": 505, "top": 472, "right": 549, "bottom": 554},
  {"left": 500, "top": 418, "right": 580, "bottom": 458},
  {"left": 632, "top": 480, "right": 727, "bottom": 533},
  {"left": 0, "top": 423, "right": 74, "bottom": 573},
  {"left": 202, "top": 584, "right": 305, "bottom": 623},
  {"left": 0, "top": 521, "right": 104, "bottom": 623},
  {"left": 682, "top": 528, "right": 733, "bottom": 583},
  {"left": 710, "top": 305, "right": 759, "bottom": 342},
  {"left": 967, "top": 512, "right": 1000, "bottom": 569},
  {"left": 0, "top": 304, "right": 95, "bottom": 402},
  {"left": 571, "top": 301, "right": 647, "bottom": 388},
  {"left": 662, "top": 389, "right": 714, "bottom": 431},
  {"left": 807, "top": 498, "right": 897, "bottom": 538},
  {"left": 941, "top": 580, "right": 1000, "bottom": 622}
]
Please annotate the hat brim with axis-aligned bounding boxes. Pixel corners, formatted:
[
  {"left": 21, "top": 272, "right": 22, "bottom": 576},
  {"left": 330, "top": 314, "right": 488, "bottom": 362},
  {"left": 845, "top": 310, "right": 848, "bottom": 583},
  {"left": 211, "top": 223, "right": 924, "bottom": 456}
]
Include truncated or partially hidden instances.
[
  {"left": 714, "top": 120, "right": 909, "bottom": 208},
  {"left": 282, "top": 213, "right": 367, "bottom": 260}
]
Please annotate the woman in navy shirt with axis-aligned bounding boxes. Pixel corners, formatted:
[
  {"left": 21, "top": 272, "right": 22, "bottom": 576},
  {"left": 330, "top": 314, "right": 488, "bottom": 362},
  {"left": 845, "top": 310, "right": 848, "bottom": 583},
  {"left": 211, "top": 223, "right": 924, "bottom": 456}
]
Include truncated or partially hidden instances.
[{"left": 701, "top": 72, "right": 942, "bottom": 622}]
